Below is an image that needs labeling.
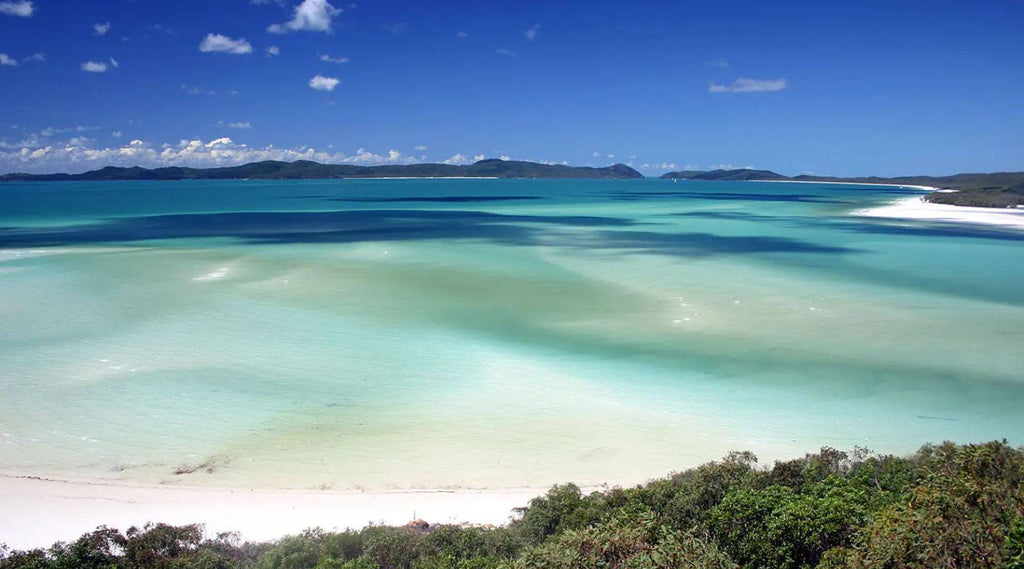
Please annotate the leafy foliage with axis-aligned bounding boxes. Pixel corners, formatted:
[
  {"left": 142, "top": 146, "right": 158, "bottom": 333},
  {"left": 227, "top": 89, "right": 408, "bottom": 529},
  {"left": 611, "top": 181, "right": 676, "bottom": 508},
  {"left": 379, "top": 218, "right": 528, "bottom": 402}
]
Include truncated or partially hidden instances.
[{"left": 2, "top": 441, "right": 1021, "bottom": 569}]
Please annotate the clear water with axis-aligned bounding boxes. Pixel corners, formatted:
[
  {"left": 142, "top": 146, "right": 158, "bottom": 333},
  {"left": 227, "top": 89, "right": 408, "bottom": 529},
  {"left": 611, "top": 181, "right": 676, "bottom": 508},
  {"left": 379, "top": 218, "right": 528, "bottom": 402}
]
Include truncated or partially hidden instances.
[{"left": 1, "top": 178, "right": 1022, "bottom": 490}]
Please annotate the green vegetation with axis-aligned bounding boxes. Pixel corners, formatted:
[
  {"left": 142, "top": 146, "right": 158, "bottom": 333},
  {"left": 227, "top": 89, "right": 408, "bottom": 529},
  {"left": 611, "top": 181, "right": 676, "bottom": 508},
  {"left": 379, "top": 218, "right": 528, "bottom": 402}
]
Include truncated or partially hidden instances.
[
  {"left": 659, "top": 169, "right": 1024, "bottom": 208},
  {"left": 924, "top": 186, "right": 1024, "bottom": 208},
  {"left": 3, "top": 441, "right": 1022, "bottom": 569},
  {"left": 0, "top": 159, "right": 643, "bottom": 181}
]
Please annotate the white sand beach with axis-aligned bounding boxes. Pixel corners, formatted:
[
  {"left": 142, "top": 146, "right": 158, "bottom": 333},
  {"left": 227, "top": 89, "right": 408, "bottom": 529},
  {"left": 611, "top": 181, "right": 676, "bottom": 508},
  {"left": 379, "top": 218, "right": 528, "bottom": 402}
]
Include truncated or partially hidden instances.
[
  {"left": 0, "top": 474, "right": 546, "bottom": 549},
  {"left": 855, "top": 195, "right": 1024, "bottom": 228}
]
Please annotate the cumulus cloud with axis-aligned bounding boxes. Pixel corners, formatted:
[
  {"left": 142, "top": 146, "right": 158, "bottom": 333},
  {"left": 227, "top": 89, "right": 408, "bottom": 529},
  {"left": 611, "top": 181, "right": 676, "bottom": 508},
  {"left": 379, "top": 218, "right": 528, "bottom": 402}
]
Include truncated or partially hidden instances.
[
  {"left": 640, "top": 162, "right": 680, "bottom": 172},
  {"left": 708, "top": 78, "right": 787, "bottom": 93},
  {"left": 0, "top": 1, "right": 33, "bottom": 17},
  {"left": 442, "top": 153, "right": 485, "bottom": 165},
  {"left": 81, "top": 61, "right": 108, "bottom": 73},
  {"left": 0, "top": 137, "right": 422, "bottom": 174},
  {"left": 199, "top": 33, "right": 253, "bottom": 55},
  {"left": 0, "top": 53, "right": 17, "bottom": 66},
  {"left": 308, "top": 74, "right": 339, "bottom": 91},
  {"left": 265, "top": 45, "right": 280, "bottom": 56},
  {"left": 112, "top": 131, "right": 122, "bottom": 138},
  {"left": 94, "top": 22, "right": 111, "bottom": 36},
  {"left": 524, "top": 24, "right": 539, "bottom": 41},
  {"left": 268, "top": 0, "right": 341, "bottom": 34},
  {"left": 320, "top": 54, "right": 348, "bottom": 63}
]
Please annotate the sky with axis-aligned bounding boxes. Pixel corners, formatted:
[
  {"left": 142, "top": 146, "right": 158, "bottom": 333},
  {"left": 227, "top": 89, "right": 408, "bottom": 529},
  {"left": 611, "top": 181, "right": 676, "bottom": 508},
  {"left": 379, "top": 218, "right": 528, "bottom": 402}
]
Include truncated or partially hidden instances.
[{"left": 1, "top": 0, "right": 1022, "bottom": 176}]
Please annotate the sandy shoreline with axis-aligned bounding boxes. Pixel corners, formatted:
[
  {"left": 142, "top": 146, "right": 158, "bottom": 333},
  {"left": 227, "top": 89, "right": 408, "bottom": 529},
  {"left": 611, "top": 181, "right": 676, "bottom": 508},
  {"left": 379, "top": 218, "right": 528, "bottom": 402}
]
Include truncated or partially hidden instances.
[
  {"left": 0, "top": 473, "right": 561, "bottom": 549},
  {"left": 854, "top": 195, "right": 1024, "bottom": 228}
]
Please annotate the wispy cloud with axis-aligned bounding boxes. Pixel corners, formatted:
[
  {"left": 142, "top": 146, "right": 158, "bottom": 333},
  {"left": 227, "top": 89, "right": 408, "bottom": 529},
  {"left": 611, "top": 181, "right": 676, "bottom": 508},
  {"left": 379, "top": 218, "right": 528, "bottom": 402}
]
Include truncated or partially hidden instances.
[
  {"left": 496, "top": 48, "right": 516, "bottom": 56},
  {"left": 265, "top": 45, "right": 280, "bottom": 56},
  {"left": 224, "top": 121, "right": 252, "bottom": 129},
  {"left": 22, "top": 52, "right": 44, "bottom": 63},
  {"left": 524, "top": 24, "right": 540, "bottom": 41},
  {"left": 320, "top": 54, "right": 348, "bottom": 63},
  {"left": 308, "top": 74, "right": 339, "bottom": 91},
  {"left": 0, "top": 1, "right": 33, "bottom": 17},
  {"left": 180, "top": 84, "right": 239, "bottom": 96},
  {"left": 81, "top": 61, "right": 108, "bottom": 73},
  {"left": 0, "top": 53, "right": 17, "bottom": 67},
  {"left": 707, "top": 57, "right": 730, "bottom": 69},
  {"left": 382, "top": 22, "right": 408, "bottom": 34},
  {"left": 199, "top": 33, "right": 253, "bottom": 54},
  {"left": 109, "top": 57, "right": 119, "bottom": 68},
  {"left": 268, "top": 0, "right": 341, "bottom": 34},
  {"left": 456, "top": 30, "right": 468, "bottom": 38},
  {"left": 93, "top": 22, "right": 111, "bottom": 36},
  {"left": 708, "top": 78, "right": 787, "bottom": 93}
]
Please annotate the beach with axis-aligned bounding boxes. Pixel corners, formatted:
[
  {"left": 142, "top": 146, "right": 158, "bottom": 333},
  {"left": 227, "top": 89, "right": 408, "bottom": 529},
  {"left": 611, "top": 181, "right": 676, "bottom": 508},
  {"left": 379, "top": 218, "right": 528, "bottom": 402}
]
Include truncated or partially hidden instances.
[
  {"left": 0, "top": 473, "right": 541, "bottom": 549},
  {"left": 855, "top": 195, "right": 1024, "bottom": 228},
  {"left": 2, "top": 178, "right": 1023, "bottom": 551}
]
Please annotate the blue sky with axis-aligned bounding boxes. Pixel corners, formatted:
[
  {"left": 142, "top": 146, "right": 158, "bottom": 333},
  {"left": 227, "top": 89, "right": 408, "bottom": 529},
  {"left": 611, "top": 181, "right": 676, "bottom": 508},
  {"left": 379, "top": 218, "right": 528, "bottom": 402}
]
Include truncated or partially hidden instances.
[{"left": 1, "top": 0, "right": 1022, "bottom": 175}]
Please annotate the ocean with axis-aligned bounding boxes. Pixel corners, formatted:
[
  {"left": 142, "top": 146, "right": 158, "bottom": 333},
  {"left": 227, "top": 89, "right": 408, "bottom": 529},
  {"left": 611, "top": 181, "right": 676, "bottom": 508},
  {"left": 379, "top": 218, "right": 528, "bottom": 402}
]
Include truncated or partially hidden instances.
[{"left": 1, "top": 178, "right": 1022, "bottom": 490}]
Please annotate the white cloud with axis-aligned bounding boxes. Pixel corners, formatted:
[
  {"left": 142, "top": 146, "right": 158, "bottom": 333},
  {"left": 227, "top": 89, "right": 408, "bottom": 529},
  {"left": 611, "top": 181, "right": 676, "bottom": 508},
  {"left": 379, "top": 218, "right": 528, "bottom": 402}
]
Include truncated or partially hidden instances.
[
  {"left": 0, "top": 1, "right": 33, "bottom": 17},
  {"left": 81, "top": 61, "right": 108, "bottom": 73},
  {"left": 708, "top": 78, "right": 787, "bottom": 93},
  {"left": 640, "top": 162, "right": 680, "bottom": 172},
  {"left": 456, "top": 30, "right": 468, "bottom": 38},
  {"left": 265, "top": 45, "right": 280, "bottom": 56},
  {"left": 199, "top": 33, "right": 253, "bottom": 55},
  {"left": 0, "top": 138, "right": 426, "bottom": 173},
  {"left": 524, "top": 24, "right": 539, "bottom": 41},
  {"left": 181, "top": 84, "right": 238, "bottom": 96},
  {"left": 496, "top": 48, "right": 516, "bottom": 56},
  {"left": 441, "top": 153, "right": 485, "bottom": 165},
  {"left": 320, "top": 54, "right": 348, "bottom": 63},
  {"left": 109, "top": 57, "right": 119, "bottom": 68},
  {"left": 227, "top": 122, "right": 251, "bottom": 129},
  {"left": 22, "top": 52, "right": 44, "bottom": 63},
  {"left": 0, "top": 53, "right": 17, "bottom": 67},
  {"left": 414, "top": 145, "right": 427, "bottom": 151},
  {"left": 112, "top": 131, "right": 122, "bottom": 138},
  {"left": 308, "top": 74, "right": 339, "bottom": 91},
  {"left": 268, "top": 0, "right": 341, "bottom": 34},
  {"left": 708, "top": 57, "right": 730, "bottom": 69},
  {"left": 94, "top": 22, "right": 111, "bottom": 36}
]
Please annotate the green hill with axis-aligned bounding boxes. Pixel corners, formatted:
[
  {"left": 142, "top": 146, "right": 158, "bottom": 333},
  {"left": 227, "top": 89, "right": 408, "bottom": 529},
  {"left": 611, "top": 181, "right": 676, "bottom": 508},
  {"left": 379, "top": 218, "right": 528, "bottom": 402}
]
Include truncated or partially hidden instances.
[{"left": 0, "top": 159, "right": 643, "bottom": 181}]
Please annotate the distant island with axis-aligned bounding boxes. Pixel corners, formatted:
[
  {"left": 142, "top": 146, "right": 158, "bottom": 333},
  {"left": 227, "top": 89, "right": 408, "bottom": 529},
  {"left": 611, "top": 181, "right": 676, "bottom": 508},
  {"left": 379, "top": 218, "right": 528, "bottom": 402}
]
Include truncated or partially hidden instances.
[
  {"left": 6, "top": 160, "right": 1024, "bottom": 208},
  {"left": 0, "top": 159, "right": 643, "bottom": 182},
  {"left": 662, "top": 168, "right": 1024, "bottom": 208}
]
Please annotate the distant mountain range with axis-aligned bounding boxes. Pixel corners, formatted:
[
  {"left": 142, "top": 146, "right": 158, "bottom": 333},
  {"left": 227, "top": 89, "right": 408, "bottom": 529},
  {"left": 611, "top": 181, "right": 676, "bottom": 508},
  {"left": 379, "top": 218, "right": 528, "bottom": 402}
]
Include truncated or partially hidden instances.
[{"left": 0, "top": 159, "right": 643, "bottom": 181}]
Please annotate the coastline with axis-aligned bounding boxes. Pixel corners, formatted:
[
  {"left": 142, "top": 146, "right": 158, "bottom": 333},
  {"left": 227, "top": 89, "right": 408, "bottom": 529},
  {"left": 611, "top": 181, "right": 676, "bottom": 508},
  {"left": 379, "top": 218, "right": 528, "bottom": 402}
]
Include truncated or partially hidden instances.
[
  {"left": 0, "top": 473, "right": 556, "bottom": 549},
  {"left": 748, "top": 179, "right": 940, "bottom": 191},
  {"left": 854, "top": 195, "right": 1024, "bottom": 228}
]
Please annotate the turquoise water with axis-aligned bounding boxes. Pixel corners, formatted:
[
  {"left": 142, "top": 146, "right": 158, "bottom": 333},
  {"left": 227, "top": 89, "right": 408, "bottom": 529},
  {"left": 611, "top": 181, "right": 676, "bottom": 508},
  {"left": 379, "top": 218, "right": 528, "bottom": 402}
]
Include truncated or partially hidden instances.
[{"left": 1, "top": 178, "right": 1022, "bottom": 490}]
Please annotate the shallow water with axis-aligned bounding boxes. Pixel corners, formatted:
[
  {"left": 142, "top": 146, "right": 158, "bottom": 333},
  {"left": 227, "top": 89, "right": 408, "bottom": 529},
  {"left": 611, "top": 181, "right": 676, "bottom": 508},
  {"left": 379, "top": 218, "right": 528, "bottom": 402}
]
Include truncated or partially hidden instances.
[{"left": 1, "top": 178, "right": 1022, "bottom": 490}]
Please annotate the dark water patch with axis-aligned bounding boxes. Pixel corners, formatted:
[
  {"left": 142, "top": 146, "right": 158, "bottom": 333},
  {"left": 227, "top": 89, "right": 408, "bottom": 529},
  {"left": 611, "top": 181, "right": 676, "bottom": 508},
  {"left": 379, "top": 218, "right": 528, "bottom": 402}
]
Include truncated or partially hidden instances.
[
  {"left": 561, "top": 229, "right": 856, "bottom": 257},
  {"left": 825, "top": 218, "right": 1024, "bottom": 242},
  {"left": 328, "top": 195, "right": 542, "bottom": 203},
  {"left": 0, "top": 209, "right": 636, "bottom": 248},
  {"left": 0, "top": 209, "right": 855, "bottom": 258}
]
